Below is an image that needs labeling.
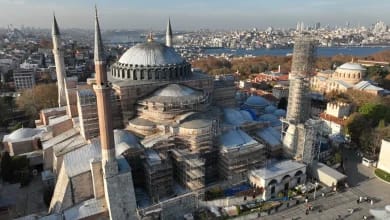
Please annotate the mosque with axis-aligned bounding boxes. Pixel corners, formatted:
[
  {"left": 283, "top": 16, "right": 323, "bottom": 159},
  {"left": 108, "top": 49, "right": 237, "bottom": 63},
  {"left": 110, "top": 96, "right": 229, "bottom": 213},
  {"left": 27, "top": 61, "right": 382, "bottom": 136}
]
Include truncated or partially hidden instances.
[
  {"left": 12, "top": 9, "right": 293, "bottom": 220},
  {"left": 311, "top": 61, "right": 386, "bottom": 95}
]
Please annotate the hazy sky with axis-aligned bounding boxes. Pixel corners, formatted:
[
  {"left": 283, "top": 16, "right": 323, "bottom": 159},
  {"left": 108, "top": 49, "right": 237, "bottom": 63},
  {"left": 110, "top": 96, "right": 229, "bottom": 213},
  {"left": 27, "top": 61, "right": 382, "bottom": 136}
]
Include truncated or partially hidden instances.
[{"left": 1, "top": 0, "right": 390, "bottom": 30}]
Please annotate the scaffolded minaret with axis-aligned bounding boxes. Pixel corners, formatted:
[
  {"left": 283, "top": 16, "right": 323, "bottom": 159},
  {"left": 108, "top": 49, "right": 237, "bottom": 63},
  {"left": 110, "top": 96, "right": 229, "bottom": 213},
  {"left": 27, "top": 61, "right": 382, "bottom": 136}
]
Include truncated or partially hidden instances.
[
  {"left": 93, "top": 8, "right": 137, "bottom": 220},
  {"left": 166, "top": 18, "right": 173, "bottom": 47},
  {"left": 282, "top": 37, "right": 319, "bottom": 164},
  {"left": 52, "top": 15, "right": 67, "bottom": 107}
]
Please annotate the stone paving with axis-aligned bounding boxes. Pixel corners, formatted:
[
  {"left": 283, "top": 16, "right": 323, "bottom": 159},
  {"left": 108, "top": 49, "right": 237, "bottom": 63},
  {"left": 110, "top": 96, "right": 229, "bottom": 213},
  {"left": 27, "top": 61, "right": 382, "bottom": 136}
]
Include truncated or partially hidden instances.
[
  {"left": 248, "top": 148, "right": 390, "bottom": 220},
  {"left": 0, "top": 176, "right": 47, "bottom": 219}
]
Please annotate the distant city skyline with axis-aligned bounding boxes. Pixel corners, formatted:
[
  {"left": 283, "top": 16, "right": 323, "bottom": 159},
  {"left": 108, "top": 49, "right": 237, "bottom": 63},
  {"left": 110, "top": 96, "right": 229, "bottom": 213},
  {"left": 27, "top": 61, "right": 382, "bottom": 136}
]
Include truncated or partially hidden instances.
[{"left": 1, "top": 0, "right": 390, "bottom": 30}]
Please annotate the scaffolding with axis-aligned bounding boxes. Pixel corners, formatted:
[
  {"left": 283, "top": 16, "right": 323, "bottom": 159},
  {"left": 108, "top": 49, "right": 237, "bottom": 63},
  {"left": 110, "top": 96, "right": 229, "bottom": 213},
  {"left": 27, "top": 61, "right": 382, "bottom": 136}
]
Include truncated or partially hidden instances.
[
  {"left": 282, "top": 37, "right": 319, "bottom": 165},
  {"left": 218, "top": 143, "right": 266, "bottom": 184},
  {"left": 143, "top": 150, "right": 173, "bottom": 203},
  {"left": 286, "top": 37, "right": 316, "bottom": 124},
  {"left": 170, "top": 149, "right": 205, "bottom": 191}
]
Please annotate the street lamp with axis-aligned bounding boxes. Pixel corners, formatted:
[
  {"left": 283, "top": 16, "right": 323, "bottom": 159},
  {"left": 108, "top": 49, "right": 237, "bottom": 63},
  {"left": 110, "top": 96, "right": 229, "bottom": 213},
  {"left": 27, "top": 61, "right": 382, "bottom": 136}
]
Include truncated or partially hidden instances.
[{"left": 313, "top": 182, "right": 319, "bottom": 200}]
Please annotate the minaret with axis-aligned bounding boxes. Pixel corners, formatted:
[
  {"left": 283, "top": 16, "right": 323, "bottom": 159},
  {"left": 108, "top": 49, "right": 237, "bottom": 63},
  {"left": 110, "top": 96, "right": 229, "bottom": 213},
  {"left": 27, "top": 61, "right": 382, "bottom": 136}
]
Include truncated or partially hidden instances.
[
  {"left": 52, "top": 15, "right": 67, "bottom": 107},
  {"left": 282, "top": 37, "right": 318, "bottom": 164},
  {"left": 93, "top": 8, "right": 115, "bottom": 165},
  {"left": 93, "top": 8, "right": 138, "bottom": 220},
  {"left": 166, "top": 18, "right": 173, "bottom": 47}
]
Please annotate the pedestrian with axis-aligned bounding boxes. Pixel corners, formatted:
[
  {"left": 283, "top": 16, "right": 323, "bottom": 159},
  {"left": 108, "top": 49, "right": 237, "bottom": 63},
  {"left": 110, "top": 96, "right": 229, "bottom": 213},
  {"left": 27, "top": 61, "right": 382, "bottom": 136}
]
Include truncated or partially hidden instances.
[
  {"left": 305, "top": 209, "right": 309, "bottom": 215},
  {"left": 370, "top": 199, "right": 374, "bottom": 205},
  {"left": 322, "top": 192, "right": 325, "bottom": 197},
  {"left": 357, "top": 199, "right": 360, "bottom": 204},
  {"left": 305, "top": 198, "right": 308, "bottom": 204},
  {"left": 359, "top": 196, "right": 363, "bottom": 202},
  {"left": 363, "top": 215, "right": 367, "bottom": 220}
]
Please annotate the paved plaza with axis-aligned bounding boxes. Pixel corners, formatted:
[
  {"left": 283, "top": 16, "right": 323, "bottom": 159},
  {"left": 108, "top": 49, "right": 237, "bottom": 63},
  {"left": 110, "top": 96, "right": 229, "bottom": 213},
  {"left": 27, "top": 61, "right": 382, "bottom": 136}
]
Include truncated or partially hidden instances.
[{"left": 258, "top": 148, "right": 390, "bottom": 220}]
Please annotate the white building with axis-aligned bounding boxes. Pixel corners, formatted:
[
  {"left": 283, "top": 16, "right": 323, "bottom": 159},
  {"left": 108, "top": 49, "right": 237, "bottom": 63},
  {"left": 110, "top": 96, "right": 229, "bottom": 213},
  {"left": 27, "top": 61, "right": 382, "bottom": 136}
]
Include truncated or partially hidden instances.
[
  {"left": 320, "top": 102, "right": 351, "bottom": 135},
  {"left": 248, "top": 160, "right": 306, "bottom": 200},
  {"left": 378, "top": 139, "right": 390, "bottom": 174}
]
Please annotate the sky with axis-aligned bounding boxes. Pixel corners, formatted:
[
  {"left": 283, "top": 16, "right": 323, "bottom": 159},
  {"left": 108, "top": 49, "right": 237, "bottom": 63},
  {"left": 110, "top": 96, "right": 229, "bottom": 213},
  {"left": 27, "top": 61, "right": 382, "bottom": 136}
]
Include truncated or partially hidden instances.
[{"left": 1, "top": 0, "right": 390, "bottom": 30}]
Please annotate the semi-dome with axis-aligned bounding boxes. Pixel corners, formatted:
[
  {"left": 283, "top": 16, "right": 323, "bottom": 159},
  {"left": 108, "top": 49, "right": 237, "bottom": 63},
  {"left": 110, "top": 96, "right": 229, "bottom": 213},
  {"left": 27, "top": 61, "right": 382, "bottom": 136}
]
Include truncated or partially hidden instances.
[
  {"left": 118, "top": 41, "right": 184, "bottom": 66},
  {"left": 140, "top": 84, "right": 209, "bottom": 106},
  {"left": 244, "top": 95, "right": 270, "bottom": 107},
  {"left": 153, "top": 84, "right": 200, "bottom": 97}
]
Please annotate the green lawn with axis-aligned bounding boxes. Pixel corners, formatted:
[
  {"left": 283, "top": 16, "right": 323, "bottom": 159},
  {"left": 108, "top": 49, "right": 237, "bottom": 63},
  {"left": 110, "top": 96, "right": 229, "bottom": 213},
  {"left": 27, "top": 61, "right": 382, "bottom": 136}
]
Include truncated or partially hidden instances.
[{"left": 375, "top": 168, "right": 390, "bottom": 183}]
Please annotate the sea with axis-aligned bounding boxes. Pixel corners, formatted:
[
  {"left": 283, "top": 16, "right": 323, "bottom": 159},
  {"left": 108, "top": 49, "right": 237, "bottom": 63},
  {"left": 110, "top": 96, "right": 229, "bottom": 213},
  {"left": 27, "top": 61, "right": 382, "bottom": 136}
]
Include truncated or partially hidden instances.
[
  {"left": 203, "top": 47, "right": 390, "bottom": 57},
  {"left": 106, "top": 34, "right": 390, "bottom": 57}
]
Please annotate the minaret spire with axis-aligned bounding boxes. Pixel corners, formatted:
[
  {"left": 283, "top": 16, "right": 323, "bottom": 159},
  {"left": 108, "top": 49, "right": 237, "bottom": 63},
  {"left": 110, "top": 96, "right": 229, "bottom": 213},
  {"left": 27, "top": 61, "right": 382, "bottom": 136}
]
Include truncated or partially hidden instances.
[
  {"left": 51, "top": 14, "right": 66, "bottom": 107},
  {"left": 94, "top": 6, "right": 104, "bottom": 62},
  {"left": 166, "top": 18, "right": 173, "bottom": 47},
  {"left": 52, "top": 13, "right": 60, "bottom": 36}
]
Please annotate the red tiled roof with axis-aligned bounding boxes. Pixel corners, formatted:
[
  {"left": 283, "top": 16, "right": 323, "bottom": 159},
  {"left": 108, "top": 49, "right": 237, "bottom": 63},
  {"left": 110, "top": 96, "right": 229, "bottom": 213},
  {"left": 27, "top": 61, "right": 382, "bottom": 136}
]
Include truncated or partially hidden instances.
[{"left": 320, "top": 113, "right": 347, "bottom": 126}]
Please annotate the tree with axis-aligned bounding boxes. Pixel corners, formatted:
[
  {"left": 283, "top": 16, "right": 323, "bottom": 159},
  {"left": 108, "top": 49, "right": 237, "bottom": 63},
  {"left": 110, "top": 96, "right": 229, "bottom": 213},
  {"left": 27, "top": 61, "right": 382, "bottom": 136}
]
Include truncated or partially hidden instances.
[
  {"left": 1, "top": 152, "right": 13, "bottom": 182},
  {"left": 345, "top": 112, "right": 367, "bottom": 145},
  {"left": 16, "top": 83, "right": 58, "bottom": 121}
]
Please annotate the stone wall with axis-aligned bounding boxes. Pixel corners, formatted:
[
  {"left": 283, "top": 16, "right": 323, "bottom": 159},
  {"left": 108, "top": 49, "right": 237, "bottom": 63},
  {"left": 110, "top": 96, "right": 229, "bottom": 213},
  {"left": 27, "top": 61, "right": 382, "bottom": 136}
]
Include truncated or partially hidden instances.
[{"left": 49, "top": 164, "right": 72, "bottom": 213}]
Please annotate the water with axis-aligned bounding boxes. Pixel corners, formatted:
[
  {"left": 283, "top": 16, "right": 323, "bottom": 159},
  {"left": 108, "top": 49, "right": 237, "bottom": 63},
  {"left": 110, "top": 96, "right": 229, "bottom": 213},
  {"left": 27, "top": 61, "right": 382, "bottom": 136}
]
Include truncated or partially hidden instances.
[{"left": 204, "top": 47, "right": 390, "bottom": 57}]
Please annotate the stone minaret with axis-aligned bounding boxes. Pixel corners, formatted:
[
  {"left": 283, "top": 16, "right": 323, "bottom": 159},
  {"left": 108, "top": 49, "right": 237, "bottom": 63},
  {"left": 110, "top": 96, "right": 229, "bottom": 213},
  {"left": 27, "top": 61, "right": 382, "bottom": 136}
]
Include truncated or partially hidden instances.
[
  {"left": 166, "top": 18, "right": 173, "bottom": 47},
  {"left": 52, "top": 15, "right": 67, "bottom": 107},
  {"left": 93, "top": 8, "right": 137, "bottom": 220}
]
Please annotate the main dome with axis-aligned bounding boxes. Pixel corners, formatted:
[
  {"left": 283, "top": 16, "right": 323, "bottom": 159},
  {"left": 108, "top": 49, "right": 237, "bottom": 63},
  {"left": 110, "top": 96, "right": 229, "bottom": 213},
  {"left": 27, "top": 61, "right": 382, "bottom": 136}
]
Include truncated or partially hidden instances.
[
  {"left": 118, "top": 41, "right": 185, "bottom": 66},
  {"left": 110, "top": 40, "right": 192, "bottom": 81}
]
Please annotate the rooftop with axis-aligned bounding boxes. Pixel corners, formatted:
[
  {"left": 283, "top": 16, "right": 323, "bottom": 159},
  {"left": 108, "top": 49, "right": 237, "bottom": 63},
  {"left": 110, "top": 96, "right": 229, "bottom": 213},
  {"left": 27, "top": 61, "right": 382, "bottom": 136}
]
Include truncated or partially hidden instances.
[{"left": 250, "top": 160, "right": 306, "bottom": 180}]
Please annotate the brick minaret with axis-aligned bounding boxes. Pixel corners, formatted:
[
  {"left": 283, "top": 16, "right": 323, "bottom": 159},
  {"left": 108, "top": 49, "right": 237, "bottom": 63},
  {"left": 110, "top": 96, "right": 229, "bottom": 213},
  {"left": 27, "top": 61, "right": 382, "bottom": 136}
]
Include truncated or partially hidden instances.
[
  {"left": 93, "top": 8, "right": 138, "bottom": 220},
  {"left": 93, "top": 8, "right": 116, "bottom": 165},
  {"left": 52, "top": 15, "right": 67, "bottom": 107}
]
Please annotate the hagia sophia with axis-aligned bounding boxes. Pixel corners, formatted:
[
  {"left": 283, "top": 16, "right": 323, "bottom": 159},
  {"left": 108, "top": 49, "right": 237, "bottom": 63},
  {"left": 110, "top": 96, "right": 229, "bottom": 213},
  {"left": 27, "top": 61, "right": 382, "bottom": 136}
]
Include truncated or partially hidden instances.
[
  {"left": 2, "top": 8, "right": 367, "bottom": 220},
  {"left": 2, "top": 9, "right": 296, "bottom": 219}
]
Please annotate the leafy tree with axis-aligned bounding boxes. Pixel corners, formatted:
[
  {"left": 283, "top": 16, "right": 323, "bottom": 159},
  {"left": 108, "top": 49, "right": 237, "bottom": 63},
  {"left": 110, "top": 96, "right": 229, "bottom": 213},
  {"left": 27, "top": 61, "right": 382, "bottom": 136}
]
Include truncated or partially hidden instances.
[
  {"left": 16, "top": 83, "right": 58, "bottom": 121},
  {"left": 366, "top": 65, "right": 388, "bottom": 81},
  {"left": 345, "top": 112, "right": 367, "bottom": 145},
  {"left": 0, "top": 152, "right": 13, "bottom": 182}
]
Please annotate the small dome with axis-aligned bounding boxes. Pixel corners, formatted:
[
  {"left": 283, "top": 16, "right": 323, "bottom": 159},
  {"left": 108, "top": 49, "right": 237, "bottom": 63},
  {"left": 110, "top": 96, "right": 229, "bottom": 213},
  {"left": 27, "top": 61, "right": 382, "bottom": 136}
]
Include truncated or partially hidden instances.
[
  {"left": 258, "top": 114, "right": 281, "bottom": 127},
  {"left": 265, "top": 105, "right": 277, "bottom": 114},
  {"left": 273, "top": 109, "right": 287, "bottom": 117},
  {"left": 224, "top": 108, "right": 254, "bottom": 126},
  {"left": 244, "top": 95, "right": 270, "bottom": 107},
  {"left": 338, "top": 63, "right": 366, "bottom": 71},
  {"left": 118, "top": 41, "right": 184, "bottom": 66}
]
